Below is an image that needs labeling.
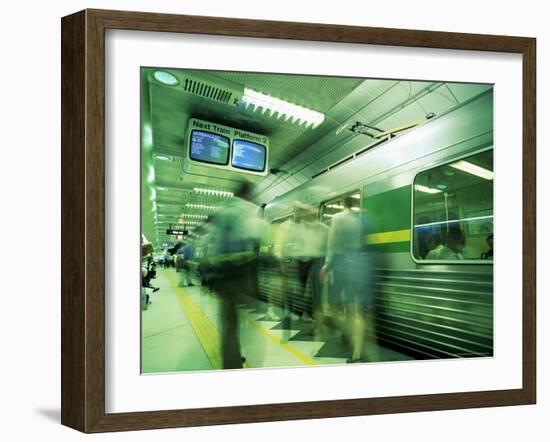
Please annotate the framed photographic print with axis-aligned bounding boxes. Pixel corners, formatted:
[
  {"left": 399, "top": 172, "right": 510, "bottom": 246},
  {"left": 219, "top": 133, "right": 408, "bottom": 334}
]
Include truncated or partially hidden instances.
[{"left": 61, "top": 9, "right": 536, "bottom": 433}]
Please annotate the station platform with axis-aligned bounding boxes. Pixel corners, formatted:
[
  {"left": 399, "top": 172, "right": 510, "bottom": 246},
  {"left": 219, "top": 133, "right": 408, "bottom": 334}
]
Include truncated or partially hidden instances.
[{"left": 141, "top": 268, "right": 411, "bottom": 373}]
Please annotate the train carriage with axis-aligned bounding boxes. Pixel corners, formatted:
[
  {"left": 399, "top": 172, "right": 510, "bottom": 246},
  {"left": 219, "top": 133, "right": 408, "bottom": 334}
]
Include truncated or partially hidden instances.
[{"left": 261, "top": 89, "right": 494, "bottom": 360}]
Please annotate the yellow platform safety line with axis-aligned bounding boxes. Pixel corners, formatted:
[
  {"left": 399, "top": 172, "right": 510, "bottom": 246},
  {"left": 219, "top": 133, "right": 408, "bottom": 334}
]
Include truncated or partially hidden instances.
[
  {"left": 366, "top": 228, "right": 411, "bottom": 245},
  {"left": 240, "top": 316, "right": 318, "bottom": 366},
  {"left": 166, "top": 272, "right": 223, "bottom": 370},
  {"left": 165, "top": 271, "right": 316, "bottom": 368}
]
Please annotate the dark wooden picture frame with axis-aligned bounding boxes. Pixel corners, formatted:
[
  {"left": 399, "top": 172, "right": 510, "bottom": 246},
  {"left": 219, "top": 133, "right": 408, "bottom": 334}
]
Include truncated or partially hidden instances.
[{"left": 61, "top": 9, "right": 536, "bottom": 433}]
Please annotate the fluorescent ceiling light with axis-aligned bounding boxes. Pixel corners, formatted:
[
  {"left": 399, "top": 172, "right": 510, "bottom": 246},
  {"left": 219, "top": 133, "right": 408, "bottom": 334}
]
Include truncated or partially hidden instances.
[
  {"left": 180, "top": 213, "right": 209, "bottom": 220},
  {"left": 327, "top": 204, "right": 345, "bottom": 209},
  {"left": 142, "top": 124, "right": 153, "bottom": 148},
  {"left": 415, "top": 184, "right": 442, "bottom": 194},
  {"left": 154, "top": 154, "right": 171, "bottom": 161},
  {"left": 449, "top": 160, "right": 494, "bottom": 180},
  {"left": 153, "top": 70, "right": 179, "bottom": 86},
  {"left": 185, "top": 203, "right": 218, "bottom": 211},
  {"left": 176, "top": 219, "right": 203, "bottom": 226},
  {"left": 241, "top": 88, "right": 325, "bottom": 129},
  {"left": 415, "top": 215, "right": 493, "bottom": 228},
  {"left": 193, "top": 187, "right": 234, "bottom": 198},
  {"left": 146, "top": 165, "right": 155, "bottom": 184}
]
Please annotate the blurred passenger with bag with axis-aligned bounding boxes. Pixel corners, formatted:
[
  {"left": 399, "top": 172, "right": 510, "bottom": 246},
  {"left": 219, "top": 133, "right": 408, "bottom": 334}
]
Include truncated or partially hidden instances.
[
  {"left": 203, "top": 182, "right": 266, "bottom": 369},
  {"left": 282, "top": 202, "right": 328, "bottom": 334},
  {"left": 321, "top": 197, "right": 379, "bottom": 363}
]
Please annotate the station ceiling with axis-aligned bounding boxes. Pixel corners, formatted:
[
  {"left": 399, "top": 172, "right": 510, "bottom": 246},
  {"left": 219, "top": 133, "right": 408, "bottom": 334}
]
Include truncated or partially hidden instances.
[{"left": 141, "top": 67, "right": 491, "bottom": 247}]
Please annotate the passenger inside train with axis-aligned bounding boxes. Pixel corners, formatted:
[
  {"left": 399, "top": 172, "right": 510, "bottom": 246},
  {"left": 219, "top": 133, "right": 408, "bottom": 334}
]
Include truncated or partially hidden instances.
[{"left": 140, "top": 68, "right": 494, "bottom": 373}]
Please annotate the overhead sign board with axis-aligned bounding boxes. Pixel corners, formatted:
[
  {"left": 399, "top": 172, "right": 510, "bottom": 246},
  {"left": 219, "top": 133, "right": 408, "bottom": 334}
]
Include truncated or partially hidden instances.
[{"left": 182, "top": 118, "right": 269, "bottom": 182}]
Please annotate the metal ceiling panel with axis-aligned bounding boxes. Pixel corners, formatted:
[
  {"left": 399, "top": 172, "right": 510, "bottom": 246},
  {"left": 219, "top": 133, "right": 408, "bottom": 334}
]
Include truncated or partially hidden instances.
[{"left": 142, "top": 66, "right": 492, "bottom": 246}]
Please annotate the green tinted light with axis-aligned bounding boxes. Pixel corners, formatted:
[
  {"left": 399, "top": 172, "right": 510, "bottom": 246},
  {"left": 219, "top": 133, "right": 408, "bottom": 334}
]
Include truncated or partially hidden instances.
[{"left": 153, "top": 70, "right": 178, "bottom": 86}]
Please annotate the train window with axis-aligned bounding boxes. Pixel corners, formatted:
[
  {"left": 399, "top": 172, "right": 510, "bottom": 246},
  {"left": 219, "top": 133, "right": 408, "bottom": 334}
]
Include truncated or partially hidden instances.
[
  {"left": 412, "top": 149, "right": 493, "bottom": 262},
  {"left": 320, "top": 191, "right": 361, "bottom": 225}
]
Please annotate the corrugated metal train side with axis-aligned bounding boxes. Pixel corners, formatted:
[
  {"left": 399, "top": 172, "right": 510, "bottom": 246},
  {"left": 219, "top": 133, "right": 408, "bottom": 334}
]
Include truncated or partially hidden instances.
[{"left": 259, "top": 90, "right": 494, "bottom": 360}]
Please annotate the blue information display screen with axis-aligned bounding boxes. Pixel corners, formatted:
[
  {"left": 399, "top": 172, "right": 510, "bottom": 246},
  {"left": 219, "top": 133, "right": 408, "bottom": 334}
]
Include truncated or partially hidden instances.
[
  {"left": 189, "top": 130, "right": 230, "bottom": 165},
  {"left": 231, "top": 139, "right": 266, "bottom": 172}
]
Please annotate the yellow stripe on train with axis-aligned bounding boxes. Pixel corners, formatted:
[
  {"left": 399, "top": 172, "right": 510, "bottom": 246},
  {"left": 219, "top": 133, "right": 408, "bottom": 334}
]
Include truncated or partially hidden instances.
[{"left": 366, "top": 229, "right": 411, "bottom": 244}]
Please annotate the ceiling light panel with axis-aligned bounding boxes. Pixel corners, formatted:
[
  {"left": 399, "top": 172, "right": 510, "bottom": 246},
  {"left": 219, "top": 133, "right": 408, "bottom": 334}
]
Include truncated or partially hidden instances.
[
  {"left": 415, "top": 184, "right": 442, "bottom": 194},
  {"left": 153, "top": 70, "right": 179, "bottom": 86},
  {"left": 185, "top": 203, "right": 219, "bottom": 211},
  {"left": 241, "top": 88, "right": 325, "bottom": 129},
  {"left": 449, "top": 160, "right": 494, "bottom": 180},
  {"left": 193, "top": 187, "right": 234, "bottom": 198}
]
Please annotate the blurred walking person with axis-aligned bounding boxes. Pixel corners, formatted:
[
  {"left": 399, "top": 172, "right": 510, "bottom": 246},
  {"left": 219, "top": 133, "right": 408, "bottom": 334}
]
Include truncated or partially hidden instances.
[
  {"left": 321, "top": 197, "right": 379, "bottom": 363},
  {"left": 205, "top": 182, "right": 265, "bottom": 369},
  {"left": 287, "top": 202, "right": 328, "bottom": 335},
  {"left": 177, "top": 242, "right": 194, "bottom": 287}
]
